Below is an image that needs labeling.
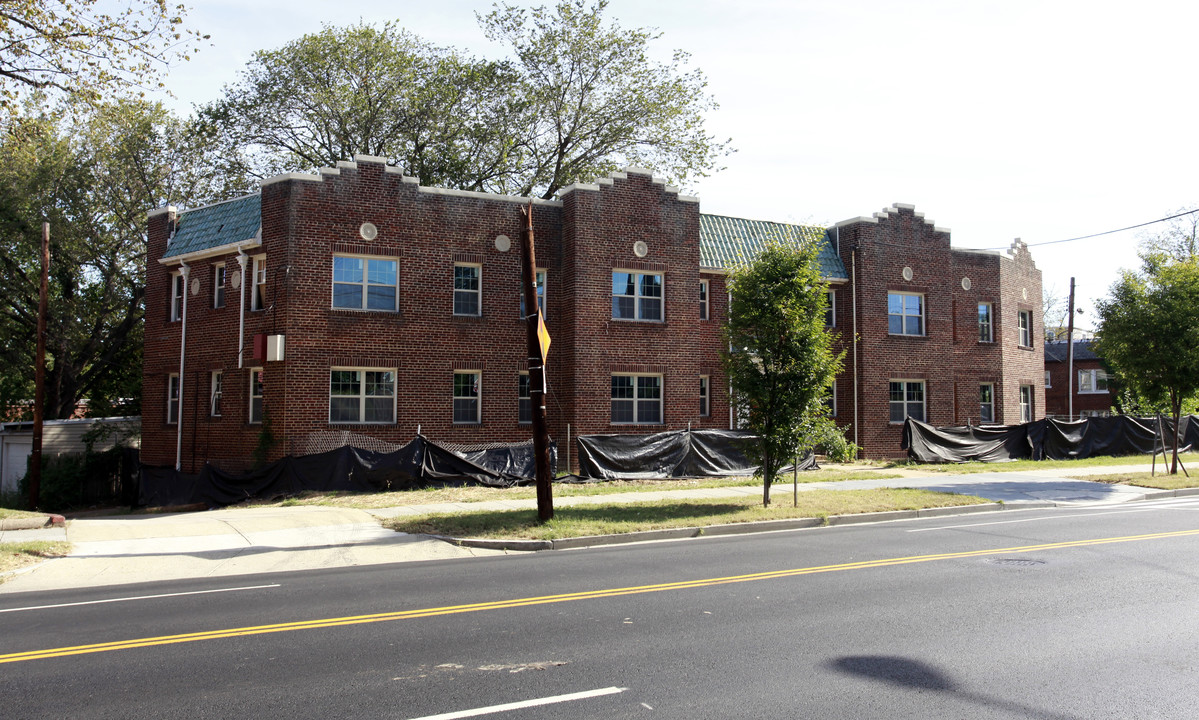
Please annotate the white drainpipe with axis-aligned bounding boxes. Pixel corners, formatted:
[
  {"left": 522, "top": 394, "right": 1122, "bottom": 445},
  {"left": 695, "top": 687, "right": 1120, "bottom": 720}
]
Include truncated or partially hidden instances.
[
  {"left": 175, "top": 262, "right": 190, "bottom": 471},
  {"left": 237, "top": 249, "right": 249, "bottom": 368}
]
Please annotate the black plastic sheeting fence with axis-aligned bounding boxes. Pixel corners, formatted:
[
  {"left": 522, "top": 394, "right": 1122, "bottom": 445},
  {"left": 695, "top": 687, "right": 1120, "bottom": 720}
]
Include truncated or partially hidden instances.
[
  {"left": 576, "top": 428, "right": 814, "bottom": 480},
  {"left": 902, "top": 415, "right": 1199, "bottom": 464},
  {"left": 140, "top": 435, "right": 556, "bottom": 508}
]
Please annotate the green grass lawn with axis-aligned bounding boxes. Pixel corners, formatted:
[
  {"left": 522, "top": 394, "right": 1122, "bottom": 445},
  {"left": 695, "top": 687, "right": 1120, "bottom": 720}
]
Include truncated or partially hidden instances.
[
  {"left": 0, "top": 541, "right": 70, "bottom": 582},
  {"left": 1070, "top": 470, "right": 1199, "bottom": 490},
  {"left": 876, "top": 452, "right": 1199, "bottom": 474},
  {"left": 383, "top": 488, "right": 991, "bottom": 541}
]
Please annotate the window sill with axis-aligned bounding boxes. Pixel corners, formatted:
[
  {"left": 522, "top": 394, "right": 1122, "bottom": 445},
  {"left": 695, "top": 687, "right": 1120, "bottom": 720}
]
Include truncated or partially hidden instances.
[
  {"left": 331, "top": 307, "right": 400, "bottom": 314},
  {"left": 328, "top": 422, "right": 397, "bottom": 427},
  {"left": 1077, "top": 391, "right": 1109, "bottom": 395},
  {"left": 610, "top": 318, "right": 666, "bottom": 325},
  {"left": 888, "top": 333, "right": 927, "bottom": 338},
  {"left": 610, "top": 423, "right": 665, "bottom": 427}
]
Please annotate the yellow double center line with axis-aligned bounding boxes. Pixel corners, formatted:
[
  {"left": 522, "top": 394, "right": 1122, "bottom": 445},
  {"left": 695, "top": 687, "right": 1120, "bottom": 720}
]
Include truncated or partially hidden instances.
[{"left": 4, "top": 528, "right": 1198, "bottom": 665}]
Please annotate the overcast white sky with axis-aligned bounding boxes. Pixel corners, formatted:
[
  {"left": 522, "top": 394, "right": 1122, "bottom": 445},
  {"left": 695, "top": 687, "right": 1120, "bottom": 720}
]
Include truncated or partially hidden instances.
[{"left": 157, "top": 0, "right": 1198, "bottom": 326}]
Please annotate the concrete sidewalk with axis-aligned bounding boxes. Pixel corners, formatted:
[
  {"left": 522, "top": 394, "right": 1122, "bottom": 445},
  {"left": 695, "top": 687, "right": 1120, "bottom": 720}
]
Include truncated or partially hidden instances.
[{"left": 1, "top": 462, "right": 1192, "bottom": 594}]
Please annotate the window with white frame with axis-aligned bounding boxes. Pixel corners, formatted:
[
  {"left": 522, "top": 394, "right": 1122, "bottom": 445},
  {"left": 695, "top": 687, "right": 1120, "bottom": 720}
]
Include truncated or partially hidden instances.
[
  {"left": 888, "top": 292, "right": 924, "bottom": 336},
  {"left": 1018, "top": 310, "right": 1032, "bottom": 347},
  {"left": 979, "top": 383, "right": 995, "bottom": 424},
  {"left": 700, "top": 279, "right": 710, "bottom": 320},
  {"left": 828, "top": 382, "right": 838, "bottom": 417},
  {"left": 519, "top": 269, "right": 546, "bottom": 318},
  {"left": 251, "top": 255, "right": 267, "bottom": 311},
  {"left": 1078, "top": 369, "right": 1109, "bottom": 394},
  {"left": 978, "top": 302, "right": 993, "bottom": 342},
  {"left": 332, "top": 255, "right": 398, "bottom": 311},
  {"left": 454, "top": 264, "right": 481, "bottom": 316},
  {"left": 329, "top": 368, "right": 396, "bottom": 424},
  {"left": 249, "top": 368, "right": 263, "bottom": 424},
  {"left": 699, "top": 375, "right": 710, "bottom": 417},
  {"left": 825, "top": 291, "right": 836, "bottom": 327},
  {"left": 210, "top": 371, "right": 223, "bottom": 417},
  {"left": 170, "top": 271, "right": 184, "bottom": 321},
  {"left": 611, "top": 374, "right": 662, "bottom": 424},
  {"left": 453, "top": 371, "right": 481, "bottom": 423},
  {"left": 213, "top": 263, "right": 226, "bottom": 309},
  {"left": 518, "top": 372, "right": 531, "bottom": 424},
  {"left": 612, "top": 271, "right": 663, "bottom": 321},
  {"left": 1045, "top": 370, "right": 1052, "bottom": 388},
  {"left": 889, "top": 380, "right": 925, "bottom": 423},
  {"left": 1020, "top": 384, "right": 1033, "bottom": 422},
  {"left": 167, "top": 373, "right": 180, "bottom": 424}
]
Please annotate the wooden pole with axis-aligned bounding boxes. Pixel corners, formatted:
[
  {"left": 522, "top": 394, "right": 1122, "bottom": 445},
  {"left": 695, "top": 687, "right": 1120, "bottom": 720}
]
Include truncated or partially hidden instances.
[
  {"left": 520, "top": 203, "right": 554, "bottom": 521},
  {"left": 30, "top": 222, "right": 49, "bottom": 510},
  {"left": 1066, "top": 277, "right": 1075, "bottom": 421}
]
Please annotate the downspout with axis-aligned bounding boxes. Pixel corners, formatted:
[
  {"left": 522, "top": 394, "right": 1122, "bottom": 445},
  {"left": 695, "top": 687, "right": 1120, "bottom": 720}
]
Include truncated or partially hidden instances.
[
  {"left": 851, "top": 243, "right": 859, "bottom": 450},
  {"left": 237, "top": 249, "right": 249, "bottom": 368},
  {"left": 175, "top": 262, "right": 190, "bottom": 471}
]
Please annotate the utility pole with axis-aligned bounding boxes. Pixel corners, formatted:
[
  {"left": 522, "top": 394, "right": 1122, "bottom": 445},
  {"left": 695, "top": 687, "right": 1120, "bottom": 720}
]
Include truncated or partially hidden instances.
[
  {"left": 1066, "top": 277, "right": 1075, "bottom": 421},
  {"left": 520, "top": 203, "right": 554, "bottom": 521},
  {"left": 30, "top": 222, "right": 49, "bottom": 510}
]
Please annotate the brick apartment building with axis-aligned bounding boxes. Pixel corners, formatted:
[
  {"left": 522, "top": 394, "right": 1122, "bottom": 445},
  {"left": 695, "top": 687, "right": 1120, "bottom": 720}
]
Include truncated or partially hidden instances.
[
  {"left": 142, "top": 157, "right": 1044, "bottom": 471},
  {"left": 1044, "top": 338, "right": 1112, "bottom": 419}
]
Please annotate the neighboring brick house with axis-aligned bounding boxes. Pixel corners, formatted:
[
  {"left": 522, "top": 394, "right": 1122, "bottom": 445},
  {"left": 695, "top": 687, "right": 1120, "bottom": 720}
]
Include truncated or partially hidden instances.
[
  {"left": 143, "top": 158, "right": 1043, "bottom": 470},
  {"left": 1044, "top": 339, "right": 1111, "bottom": 418}
]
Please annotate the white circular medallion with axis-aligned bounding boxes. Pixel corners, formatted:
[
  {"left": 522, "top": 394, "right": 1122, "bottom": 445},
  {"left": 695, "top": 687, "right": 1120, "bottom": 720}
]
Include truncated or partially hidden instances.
[
  {"left": 495, "top": 234, "right": 511, "bottom": 252},
  {"left": 902, "top": 266, "right": 914, "bottom": 282},
  {"left": 359, "top": 222, "right": 378, "bottom": 241},
  {"left": 231, "top": 270, "right": 242, "bottom": 289},
  {"left": 633, "top": 241, "right": 648, "bottom": 258},
  {"left": 190, "top": 278, "right": 200, "bottom": 296},
  {"left": 961, "top": 277, "right": 972, "bottom": 291}
]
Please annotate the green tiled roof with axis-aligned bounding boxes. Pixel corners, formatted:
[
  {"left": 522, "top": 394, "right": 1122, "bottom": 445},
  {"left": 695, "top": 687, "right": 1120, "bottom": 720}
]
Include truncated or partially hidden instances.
[
  {"left": 699, "top": 214, "right": 848, "bottom": 280},
  {"left": 162, "top": 194, "right": 261, "bottom": 259}
]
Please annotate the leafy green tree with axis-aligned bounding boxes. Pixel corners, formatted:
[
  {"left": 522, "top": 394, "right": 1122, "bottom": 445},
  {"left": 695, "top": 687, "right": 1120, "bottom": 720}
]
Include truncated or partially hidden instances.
[
  {"left": 202, "top": 1, "right": 729, "bottom": 199},
  {"left": 0, "top": 96, "right": 234, "bottom": 419},
  {"left": 196, "top": 22, "right": 524, "bottom": 191},
  {"left": 479, "top": 0, "right": 729, "bottom": 198},
  {"left": 1096, "top": 256, "right": 1199, "bottom": 473},
  {"left": 0, "top": 0, "right": 205, "bottom": 111},
  {"left": 722, "top": 240, "right": 843, "bottom": 506}
]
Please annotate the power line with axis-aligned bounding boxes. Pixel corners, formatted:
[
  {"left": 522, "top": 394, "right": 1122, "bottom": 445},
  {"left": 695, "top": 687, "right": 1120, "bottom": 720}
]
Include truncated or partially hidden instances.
[{"left": 981, "top": 208, "right": 1199, "bottom": 251}]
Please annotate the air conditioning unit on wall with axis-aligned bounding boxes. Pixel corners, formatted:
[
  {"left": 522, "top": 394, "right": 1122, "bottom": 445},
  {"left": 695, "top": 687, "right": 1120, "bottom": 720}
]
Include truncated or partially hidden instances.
[{"left": 253, "top": 334, "right": 285, "bottom": 362}]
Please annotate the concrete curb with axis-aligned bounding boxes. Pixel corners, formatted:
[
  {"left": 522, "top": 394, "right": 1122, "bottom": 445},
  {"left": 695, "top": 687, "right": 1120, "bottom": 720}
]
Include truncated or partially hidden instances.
[
  {"left": 0, "top": 514, "right": 65, "bottom": 531},
  {"left": 445, "top": 502, "right": 1013, "bottom": 552}
]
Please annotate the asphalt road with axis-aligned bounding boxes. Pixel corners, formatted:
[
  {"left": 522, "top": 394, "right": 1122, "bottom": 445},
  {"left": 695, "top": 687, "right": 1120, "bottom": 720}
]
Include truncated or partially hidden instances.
[{"left": 3, "top": 498, "right": 1199, "bottom": 719}]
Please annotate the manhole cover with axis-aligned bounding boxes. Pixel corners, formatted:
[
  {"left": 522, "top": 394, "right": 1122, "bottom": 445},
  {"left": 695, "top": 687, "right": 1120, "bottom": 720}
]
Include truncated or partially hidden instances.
[{"left": 987, "top": 557, "right": 1046, "bottom": 567}]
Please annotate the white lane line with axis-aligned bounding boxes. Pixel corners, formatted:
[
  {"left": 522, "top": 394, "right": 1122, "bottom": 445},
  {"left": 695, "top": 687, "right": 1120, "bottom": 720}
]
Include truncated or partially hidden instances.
[
  {"left": 0, "top": 584, "right": 281, "bottom": 613},
  {"left": 907, "top": 504, "right": 1199, "bottom": 532},
  {"left": 405, "top": 686, "right": 626, "bottom": 720}
]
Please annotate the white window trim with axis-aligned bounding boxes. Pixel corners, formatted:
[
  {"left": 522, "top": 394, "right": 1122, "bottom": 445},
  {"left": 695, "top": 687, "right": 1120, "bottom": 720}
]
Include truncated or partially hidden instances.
[
  {"left": 518, "top": 372, "right": 531, "bottom": 424},
  {"left": 519, "top": 269, "right": 547, "bottom": 318},
  {"left": 699, "top": 374, "right": 710, "bottom": 417},
  {"left": 700, "top": 279, "right": 710, "bottom": 321},
  {"left": 1077, "top": 369, "right": 1109, "bottom": 394},
  {"left": 888, "top": 291, "right": 925, "bottom": 336},
  {"left": 1044, "top": 370, "right": 1052, "bottom": 389},
  {"left": 170, "top": 271, "right": 184, "bottom": 322},
  {"left": 889, "top": 379, "right": 926, "bottom": 424},
  {"left": 331, "top": 253, "right": 399, "bottom": 312},
  {"left": 979, "top": 382, "right": 995, "bottom": 424},
  {"left": 1017, "top": 310, "right": 1032, "bottom": 347},
  {"left": 210, "top": 371, "right": 223, "bottom": 417},
  {"left": 611, "top": 373, "right": 664, "bottom": 425},
  {"left": 249, "top": 367, "right": 264, "bottom": 424},
  {"left": 453, "top": 370, "right": 482, "bottom": 424},
  {"left": 328, "top": 367, "right": 397, "bottom": 424},
  {"left": 1020, "top": 384, "right": 1034, "bottom": 423},
  {"left": 978, "top": 302, "right": 993, "bottom": 343},
  {"left": 828, "top": 381, "right": 838, "bottom": 418},
  {"left": 251, "top": 255, "right": 267, "bottom": 311},
  {"left": 825, "top": 290, "right": 836, "bottom": 328},
  {"left": 213, "top": 263, "right": 226, "bottom": 310},
  {"left": 167, "top": 373, "right": 180, "bottom": 424},
  {"left": 612, "top": 270, "right": 664, "bottom": 323},
  {"left": 453, "top": 263, "right": 482, "bottom": 317}
]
